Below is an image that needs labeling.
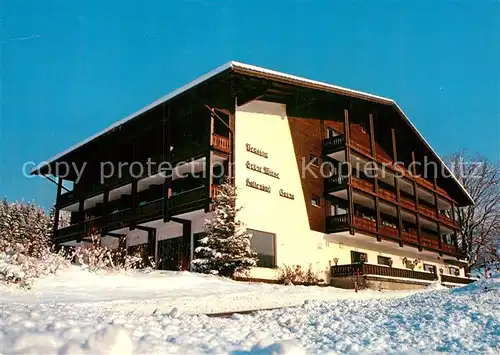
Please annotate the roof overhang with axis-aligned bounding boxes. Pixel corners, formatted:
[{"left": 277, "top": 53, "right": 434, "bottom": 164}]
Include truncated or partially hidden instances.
[{"left": 31, "top": 61, "right": 474, "bottom": 206}]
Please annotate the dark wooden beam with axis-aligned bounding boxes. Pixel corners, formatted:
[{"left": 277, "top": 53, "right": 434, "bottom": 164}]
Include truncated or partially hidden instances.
[
  {"left": 344, "top": 107, "right": 355, "bottom": 235},
  {"left": 53, "top": 178, "right": 63, "bottom": 239}
]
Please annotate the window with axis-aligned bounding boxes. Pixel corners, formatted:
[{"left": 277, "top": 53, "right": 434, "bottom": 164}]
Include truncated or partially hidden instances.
[
  {"left": 309, "top": 154, "right": 319, "bottom": 166},
  {"left": 424, "top": 264, "right": 437, "bottom": 275},
  {"left": 247, "top": 229, "right": 276, "bottom": 268},
  {"left": 449, "top": 267, "right": 459, "bottom": 276},
  {"left": 351, "top": 251, "right": 367, "bottom": 264},
  {"left": 311, "top": 195, "right": 321, "bottom": 207},
  {"left": 327, "top": 127, "right": 339, "bottom": 138},
  {"left": 377, "top": 256, "right": 392, "bottom": 266}
]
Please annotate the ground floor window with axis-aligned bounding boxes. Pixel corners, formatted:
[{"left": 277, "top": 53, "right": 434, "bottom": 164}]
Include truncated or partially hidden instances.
[
  {"left": 449, "top": 266, "right": 460, "bottom": 276},
  {"left": 351, "top": 251, "right": 367, "bottom": 264},
  {"left": 247, "top": 229, "right": 276, "bottom": 268},
  {"left": 377, "top": 255, "right": 392, "bottom": 266},
  {"left": 423, "top": 263, "right": 437, "bottom": 275}
]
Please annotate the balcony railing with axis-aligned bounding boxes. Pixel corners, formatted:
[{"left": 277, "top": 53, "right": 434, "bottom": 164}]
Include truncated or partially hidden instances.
[
  {"left": 415, "top": 176, "right": 434, "bottom": 191},
  {"left": 351, "top": 177, "right": 374, "bottom": 194},
  {"left": 403, "top": 231, "right": 419, "bottom": 245},
  {"left": 353, "top": 216, "right": 377, "bottom": 234},
  {"left": 400, "top": 196, "right": 416, "bottom": 210},
  {"left": 212, "top": 134, "right": 230, "bottom": 154},
  {"left": 323, "top": 135, "right": 346, "bottom": 154},
  {"left": 421, "top": 232, "right": 439, "bottom": 249},
  {"left": 169, "top": 186, "right": 208, "bottom": 214},
  {"left": 441, "top": 243, "right": 457, "bottom": 254},
  {"left": 419, "top": 205, "right": 436, "bottom": 219},
  {"left": 441, "top": 274, "right": 475, "bottom": 285},
  {"left": 380, "top": 224, "right": 398, "bottom": 238},
  {"left": 210, "top": 184, "right": 220, "bottom": 199},
  {"left": 324, "top": 174, "right": 348, "bottom": 192},
  {"left": 439, "top": 213, "right": 459, "bottom": 228},
  {"left": 379, "top": 188, "right": 396, "bottom": 202},
  {"left": 137, "top": 198, "right": 164, "bottom": 222},
  {"left": 325, "top": 214, "right": 349, "bottom": 233},
  {"left": 351, "top": 140, "right": 371, "bottom": 156},
  {"left": 331, "top": 263, "right": 436, "bottom": 281}
]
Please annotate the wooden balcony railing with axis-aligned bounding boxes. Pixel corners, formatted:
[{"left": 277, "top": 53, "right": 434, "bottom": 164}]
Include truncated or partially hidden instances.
[
  {"left": 56, "top": 222, "right": 83, "bottom": 239},
  {"left": 379, "top": 188, "right": 396, "bottom": 202},
  {"left": 170, "top": 186, "right": 208, "bottom": 213},
  {"left": 325, "top": 214, "right": 349, "bottom": 233},
  {"left": 439, "top": 213, "right": 459, "bottom": 228},
  {"left": 415, "top": 175, "right": 434, "bottom": 190},
  {"left": 137, "top": 198, "right": 163, "bottom": 221},
  {"left": 441, "top": 274, "right": 475, "bottom": 285},
  {"left": 351, "top": 140, "right": 371, "bottom": 156},
  {"left": 441, "top": 243, "right": 457, "bottom": 254},
  {"left": 421, "top": 232, "right": 439, "bottom": 249},
  {"left": 325, "top": 174, "right": 348, "bottom": 192},
  {"left": 351, "top": 177, "right": 374, "bottom": 194},
  {"left": 323, "top": 135, "right": 346, "bottom": 153},
  {"left": 212, "top": 134, "right": 230, "bottom": 154},
  {"left": 353, "top": 216, "right": 377, "bottom": 234},
  {"left": 419, "top": 205, "right": 436, "bottom": 219},
  {"left": 331, "top": 263, "right": 436, "bottom": 281},
  {"left": 375, "top": 152, "right": 393, "bottom": 166},
  {"left": 402, "top": 230, "right": 419, "bottom": 245},
  {"left": 380, "top": 224, "right": 398, "bottom": 238},
  {"left": 400, "top": 196, "right": 416, "bottom": 210}
]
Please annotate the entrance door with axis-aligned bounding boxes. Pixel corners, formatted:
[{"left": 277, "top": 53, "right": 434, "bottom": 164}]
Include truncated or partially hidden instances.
[{"left": 351, "top": 251, "right": 367, "bottom": 264}]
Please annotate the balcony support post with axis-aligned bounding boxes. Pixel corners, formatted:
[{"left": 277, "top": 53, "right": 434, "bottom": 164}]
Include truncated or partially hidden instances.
[
  {"left": 53, "top": 177, "right": 63, "bottom": 240},
  {"left": 163, "top": 105, "right": 172, "bottom": 222},
  {"left": 227, "top": 96, "right": 236, "bottom": 182},
  {"left": 391, "top": 128, "right": 404, "bottom": 245},
  {"left": 368, "top": 113, "right": 376, "bottom": 157},
  {"left": 130, "top": 179, "right": 138, "bottom": 230},
  {"left": 205, "top": 113, "right": 214, "bottom": 212},
  {"left": 411, "top": 151, "right": 422, "bottom": 251},
  {"left": 433, "top": 176, "right": 443, "bottom": 255},
  {"left": 452, "top": 202, "right": 459, "bottom": 254},
  {"left": 344, "top": 108, "right": 354, "bottom": 235},
  {"left": 101, "top": 187, "right": 109, "bottom": 236}
]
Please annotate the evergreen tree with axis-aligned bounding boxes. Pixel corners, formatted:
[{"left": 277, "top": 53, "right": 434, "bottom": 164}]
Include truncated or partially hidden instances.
[{"left": 191, "top": 180, "right": 258, "bottom": 277}]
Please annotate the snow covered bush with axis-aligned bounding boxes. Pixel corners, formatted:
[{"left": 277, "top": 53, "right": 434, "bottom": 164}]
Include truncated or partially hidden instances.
[
  {"left": 74, "top": 233, "right": 143, "bottom": 272},
  {"left": 0, "top": 241, "right": 69, "bottom": 288},
  {"left": 278, "top": 265, "right": 320, "bottom": 285},
  {"left": 191, "top": 180, "right": 258, "bottom": 277}
]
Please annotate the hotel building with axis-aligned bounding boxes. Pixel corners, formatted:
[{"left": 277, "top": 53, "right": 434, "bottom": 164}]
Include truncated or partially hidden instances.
[{"left": 33, "top": 62, "right": 474, "bottom": 288}]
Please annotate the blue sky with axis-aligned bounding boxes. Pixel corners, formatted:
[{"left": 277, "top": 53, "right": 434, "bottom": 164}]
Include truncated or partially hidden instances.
[{"left": 1, "top": 0, "right": 499, "bottom": 209}]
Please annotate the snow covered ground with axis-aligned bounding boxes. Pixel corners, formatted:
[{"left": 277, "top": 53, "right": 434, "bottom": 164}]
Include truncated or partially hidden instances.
[{"left": 1, "top": 267, "right": 498, "bottom": 354}]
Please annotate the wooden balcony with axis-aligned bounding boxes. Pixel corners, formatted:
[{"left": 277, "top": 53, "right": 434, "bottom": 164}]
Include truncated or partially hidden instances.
[
  {"left": 353, "top": 215, "right": 377, "bottom": 234},
  {"left": 400, "top": 196, "right": 416, "bottom": 210},
  {"left": 136, "top": 198, "right": 164, "bottom": 223},
  {"left": 441, "top": 243, "right": 457, "bottom": 254},
  {"left": 351, "top": 140, "right": 371, "bottom": 156},
  {"left": 323, "top": 135, "right": 346, "bottom": 155},
  {"left": 403, "top": 231, "right": 419, "bottom": 245},
  {"left": 351, "top": 176, "right": 374, "bottom": 194},
  {"left": 419, "top": 205, "right": 436, "bottom": 219},
  {"left": 212, "top": 133, "right": 230, "bottom": 154},
  {"left": 415, "top": 175, "right": 434, "bottom": 191},
  {"left": 441, "top": 274, "right": 475, "bottom": 285},
  {"left": 169, "top": 186, "right": 209, "bottom": 215},
  {"left": 439, "top": 213, "right": 459, "bottom": 228},
  {"left": 331, "top": 263, "right": 436, "bottom": 281},
  {"left": 324, "top": 174, "right": 348, "bottom": 193},
  {"left": 325, "top": 214, "right": 349, "bottom": 233},
  {"left": 379, "top": 187, "right": 396, "bottom": 202},
  {"left": 421, "top": 231, "right": 439, "bottom": 250},
  {"left": 380, "top": 224, "right": 398, "bottom": 238}
]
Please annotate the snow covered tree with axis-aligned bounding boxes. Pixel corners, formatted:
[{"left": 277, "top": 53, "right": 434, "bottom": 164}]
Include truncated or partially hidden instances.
[
  {"left": 445, "top": 152, "right": 500, "bottom": 268},
  {"left": 191, "top": 179, "right": 258, "bottom": 277}
]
